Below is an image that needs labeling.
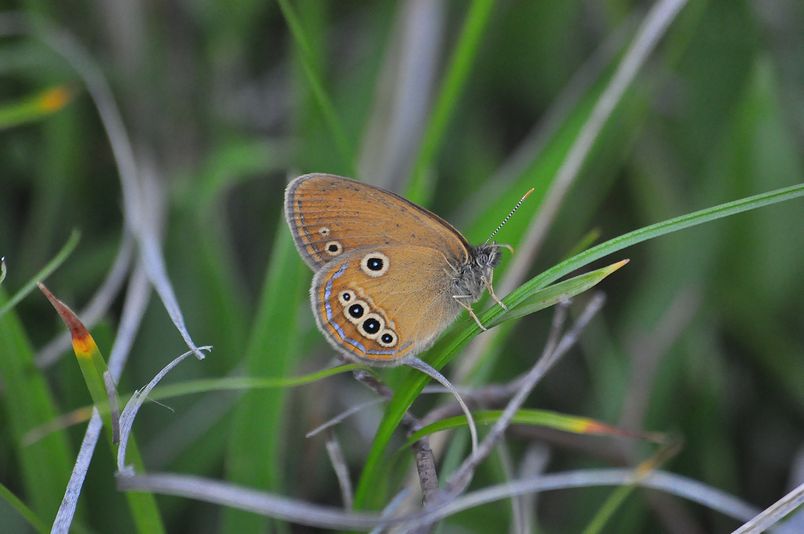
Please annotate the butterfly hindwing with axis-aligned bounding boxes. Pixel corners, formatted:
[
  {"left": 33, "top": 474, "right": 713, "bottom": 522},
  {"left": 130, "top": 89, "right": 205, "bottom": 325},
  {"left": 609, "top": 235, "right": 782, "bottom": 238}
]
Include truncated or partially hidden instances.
[
  {"left": 285, "top": 174, "right": 470, "bottom": 269},
  {"left": 311, "top": 245, "right": 463, "bottom": 363}
]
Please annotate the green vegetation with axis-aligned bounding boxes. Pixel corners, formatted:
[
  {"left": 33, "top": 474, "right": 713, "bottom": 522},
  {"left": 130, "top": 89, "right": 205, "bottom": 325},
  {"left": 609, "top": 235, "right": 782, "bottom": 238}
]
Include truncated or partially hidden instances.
[{"left": 1, "top": 1, "right": 801, "bottom": 532}]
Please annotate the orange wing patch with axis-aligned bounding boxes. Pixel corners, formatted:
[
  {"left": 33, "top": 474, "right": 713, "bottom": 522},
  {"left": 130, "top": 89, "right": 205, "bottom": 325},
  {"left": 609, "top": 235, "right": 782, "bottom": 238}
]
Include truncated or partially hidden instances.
[{"left": 313, "top": 259, "right": 413, "bottom": 363}]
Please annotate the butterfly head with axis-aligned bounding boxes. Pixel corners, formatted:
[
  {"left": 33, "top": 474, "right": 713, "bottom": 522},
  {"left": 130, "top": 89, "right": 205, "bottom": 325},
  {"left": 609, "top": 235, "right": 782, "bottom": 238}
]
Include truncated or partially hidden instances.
[
  {"left": 453, "top": 244, "right": 502, "bottom": 301},
  {"left": 473, "top": 243, "right": 502, "bottom": 271}
]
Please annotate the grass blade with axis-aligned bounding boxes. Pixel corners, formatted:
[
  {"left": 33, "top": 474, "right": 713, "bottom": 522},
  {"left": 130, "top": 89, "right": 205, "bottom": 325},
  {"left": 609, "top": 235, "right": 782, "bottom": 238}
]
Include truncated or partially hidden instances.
[
  {"left": 0, "top": 229, "right": 79, "bottom": 319},
  {"left": 223, "top": 220, "right": 308, "bottom": 532},
  {"left": 39, "top": 285, "right": 166, "bottom": 533},
  {"left": 277, "top": 0, "right": 355, "bottom": 174},
  {"left": 491, "top": 259, "right": 629, "bottom": 327},
  {"left": 0, "top": 482, "right": 48, "bottom": 534},
  {"left": 0, "top": 290, "right": 72, "bottom": 520},
  {"left": 403, "top": 409, "right": 663, "bottom": 449},
  {"left": 0, "top": 85, "right": 74, "bottom": 129},
  {"left": 406, "top": 0, "right": 495, "bottom": 203}
]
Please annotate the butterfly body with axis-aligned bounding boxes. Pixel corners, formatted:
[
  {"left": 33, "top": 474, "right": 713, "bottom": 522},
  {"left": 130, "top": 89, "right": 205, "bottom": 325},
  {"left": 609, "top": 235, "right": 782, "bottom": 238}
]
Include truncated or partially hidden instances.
[{"left": 285, "top": 174, "right": 502, "bottom": 365}]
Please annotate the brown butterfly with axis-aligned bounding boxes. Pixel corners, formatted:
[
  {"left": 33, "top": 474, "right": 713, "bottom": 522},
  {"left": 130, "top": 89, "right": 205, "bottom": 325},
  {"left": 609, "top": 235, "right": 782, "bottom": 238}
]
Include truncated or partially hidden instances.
[
  {"left": 285, "top": 174, "right": 532, "bottom": 454},
  {"left": 284, "top": 173, "right": 520, "bottom": 365}
]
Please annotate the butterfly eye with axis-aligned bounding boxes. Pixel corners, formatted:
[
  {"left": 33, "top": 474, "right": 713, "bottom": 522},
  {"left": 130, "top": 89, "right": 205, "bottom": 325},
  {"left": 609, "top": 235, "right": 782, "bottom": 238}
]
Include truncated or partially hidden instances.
[
  {"left": 359, "top": 313, "right": 385, "bottom": 339},
  {"left": 325, "top": 241, "right": 343, "bottom": 256},
  {"left": 338, "top": 290, "right": 355, "bottom": 306},
  {"left": 360, "top": 252, "right": 390, "bottom": 277},
  {"left": 378, "top": 329, "right": 397, "bottom": 348},
  {"left": 343, "top": 299, "right": 368, "bottom": 324}
]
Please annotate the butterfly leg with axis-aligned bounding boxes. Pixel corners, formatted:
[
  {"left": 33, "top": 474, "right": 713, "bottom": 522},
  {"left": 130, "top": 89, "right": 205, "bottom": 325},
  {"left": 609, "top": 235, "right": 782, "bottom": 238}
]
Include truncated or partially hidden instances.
[
  {"left": 482, "top": 272, "right": 508, "bottom": 311},
  {"left": 453, "top": 295, "right": 488, "bottom": 331}
]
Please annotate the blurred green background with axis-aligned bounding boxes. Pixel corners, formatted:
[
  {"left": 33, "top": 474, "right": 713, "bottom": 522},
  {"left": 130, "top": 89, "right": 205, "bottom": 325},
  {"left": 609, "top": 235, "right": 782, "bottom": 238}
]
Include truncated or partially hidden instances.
[{"left": 1, "top": 0, "right": 802, "bottom": 532}]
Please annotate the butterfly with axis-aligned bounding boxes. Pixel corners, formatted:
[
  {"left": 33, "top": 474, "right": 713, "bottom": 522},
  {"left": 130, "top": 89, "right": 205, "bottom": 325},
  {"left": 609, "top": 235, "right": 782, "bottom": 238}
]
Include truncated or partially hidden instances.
[{"left": 284, "top": 173, "right": 520, "bottom": 366}]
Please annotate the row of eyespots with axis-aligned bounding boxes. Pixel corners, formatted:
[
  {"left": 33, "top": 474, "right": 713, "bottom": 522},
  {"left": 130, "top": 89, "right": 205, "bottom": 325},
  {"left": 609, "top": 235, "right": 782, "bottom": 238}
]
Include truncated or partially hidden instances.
[{"left": 337, "top": 289, "right": 397, "bottom": 348}]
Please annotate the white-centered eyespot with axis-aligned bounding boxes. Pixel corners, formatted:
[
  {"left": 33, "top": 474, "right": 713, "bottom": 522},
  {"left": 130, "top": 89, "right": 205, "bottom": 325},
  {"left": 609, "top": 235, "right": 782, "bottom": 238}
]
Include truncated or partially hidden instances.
[
  {"left": 377, "top": 329, "right": 398, "bottom": 348},
  {"left": 318, "top": 226, "right": 330, "bottom": 236},
  {"left": 359, "top": 313, "right": 385, "bottom": 339},
  {"left": 324, "top": 241, "right": 343, "bottom": 256},
  {"left": 360, "top": 252, "right": 390, "bottom": 277},
  {"left": 337, "top": 289, "right": 356, "bottom": 307},
  {"left": 343, "top": 299, "right": 369, "bottom": 324}
]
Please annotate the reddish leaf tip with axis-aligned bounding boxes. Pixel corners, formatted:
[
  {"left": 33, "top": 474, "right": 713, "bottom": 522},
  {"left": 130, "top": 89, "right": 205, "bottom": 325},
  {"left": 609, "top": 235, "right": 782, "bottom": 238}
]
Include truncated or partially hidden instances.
[{"left": 39, "top": 283, "right": 95, "bottom": 358}]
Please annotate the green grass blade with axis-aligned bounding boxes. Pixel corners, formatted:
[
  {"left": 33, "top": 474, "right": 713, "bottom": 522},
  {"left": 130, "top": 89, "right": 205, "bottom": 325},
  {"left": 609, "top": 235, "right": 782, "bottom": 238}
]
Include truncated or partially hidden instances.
[
  {"left": 150, "top": 364, "right": 359, "bottom": 400},
  {"left": 524, "top": 183, "right": 804, "bottom": 300},
  {"left": 0, "top": 229, "right": 79, "bottom": 318},
  {"left": 277, "top": 0, "right": 355, "bottom": 174},
  {"left": 563, "top": 228, "right": 602, "bottom": 260},
  {"left": 0, "top": 85, "right": 74, "bottom": 129},
  {"left": 0, "top": 289, "right": 73, "bottom": 520},
  {"left": 582, "top": 485, "right": 635, "bottom": 534},
  {"left": 402, "top": 409, "right": 656, "bottom": 449},
  {"left": 491, "top": 260, "right": 628, "bottom": 327},
  {"left": 223, "top": 219, "right": 308, "bottom": 532},
  {"left": 354, "top": 183, "right": 804, "bottom": 508},
  {"left": 25, "top": 365, "right": 362, "bottom": 444},
  {"left": 406, "top": 0, "right": 495, "bottom": 204},
  {"left": 0, "top": 482, "right": 48, "bottom": 534}
]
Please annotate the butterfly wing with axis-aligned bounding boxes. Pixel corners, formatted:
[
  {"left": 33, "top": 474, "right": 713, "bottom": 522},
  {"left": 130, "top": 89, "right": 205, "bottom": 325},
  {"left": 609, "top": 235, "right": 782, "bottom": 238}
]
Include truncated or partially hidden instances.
[
  {"left": 285, "top": 173, "right": 470, "bottom": 270},
  {"left": 310, "top": 245, "right": 463, "bottom": 364}
]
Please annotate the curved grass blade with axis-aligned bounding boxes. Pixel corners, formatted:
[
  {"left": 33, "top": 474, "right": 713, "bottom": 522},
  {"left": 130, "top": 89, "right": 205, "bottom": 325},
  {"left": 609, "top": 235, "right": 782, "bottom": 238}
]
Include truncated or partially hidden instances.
[
  {"left": 401, "top": 467, "right": 759, "bottom": 530},
  {"left": 117, "top": 347, "right": 210, "bottom": 474},
  {"left": 405, "top": 357, "right": 479, "bottom": 457},
  {"left": 0, "top": 229, "right": 79, "bottom": 319},
  {"left": 733, "top": 483, "right": 804, "bottom": 534},
  {"left": 354, "top": 183, "right": 804, "bottom": 508},
  {"left": 0, "top": 16, "right": 205, "bottom": 361}
]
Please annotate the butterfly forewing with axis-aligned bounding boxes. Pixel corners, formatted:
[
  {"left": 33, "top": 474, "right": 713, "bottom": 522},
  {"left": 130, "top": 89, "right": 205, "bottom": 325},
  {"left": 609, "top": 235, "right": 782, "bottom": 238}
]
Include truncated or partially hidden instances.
[
  {"left": 285, "top": 174, "right": 470, "bottom": 269},
  {"left": 311, "top": 245, "right": 463, "bottom": 363}
]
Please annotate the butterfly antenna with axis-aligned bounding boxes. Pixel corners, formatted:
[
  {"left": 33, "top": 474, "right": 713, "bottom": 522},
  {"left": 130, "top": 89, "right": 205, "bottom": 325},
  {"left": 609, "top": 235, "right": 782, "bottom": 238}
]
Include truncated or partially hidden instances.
[{"left": 484, "top": 187, "right": 535, "bottom": 244}]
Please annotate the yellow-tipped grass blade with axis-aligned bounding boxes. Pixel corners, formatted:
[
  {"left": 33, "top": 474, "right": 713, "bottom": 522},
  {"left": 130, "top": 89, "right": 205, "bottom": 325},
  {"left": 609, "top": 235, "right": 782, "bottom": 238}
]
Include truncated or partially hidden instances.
[
  {"left": 38, "top": 282, "right": 116, "bottom": 431},
  {"left": 402, "top": 408, "right": 666, "bottom": 450},
  {"left": 0, "top": 85, "right": 75, "bottom": 129},
  {"left": 38, "top": 283, "right": 166, "bottom": 533}
]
